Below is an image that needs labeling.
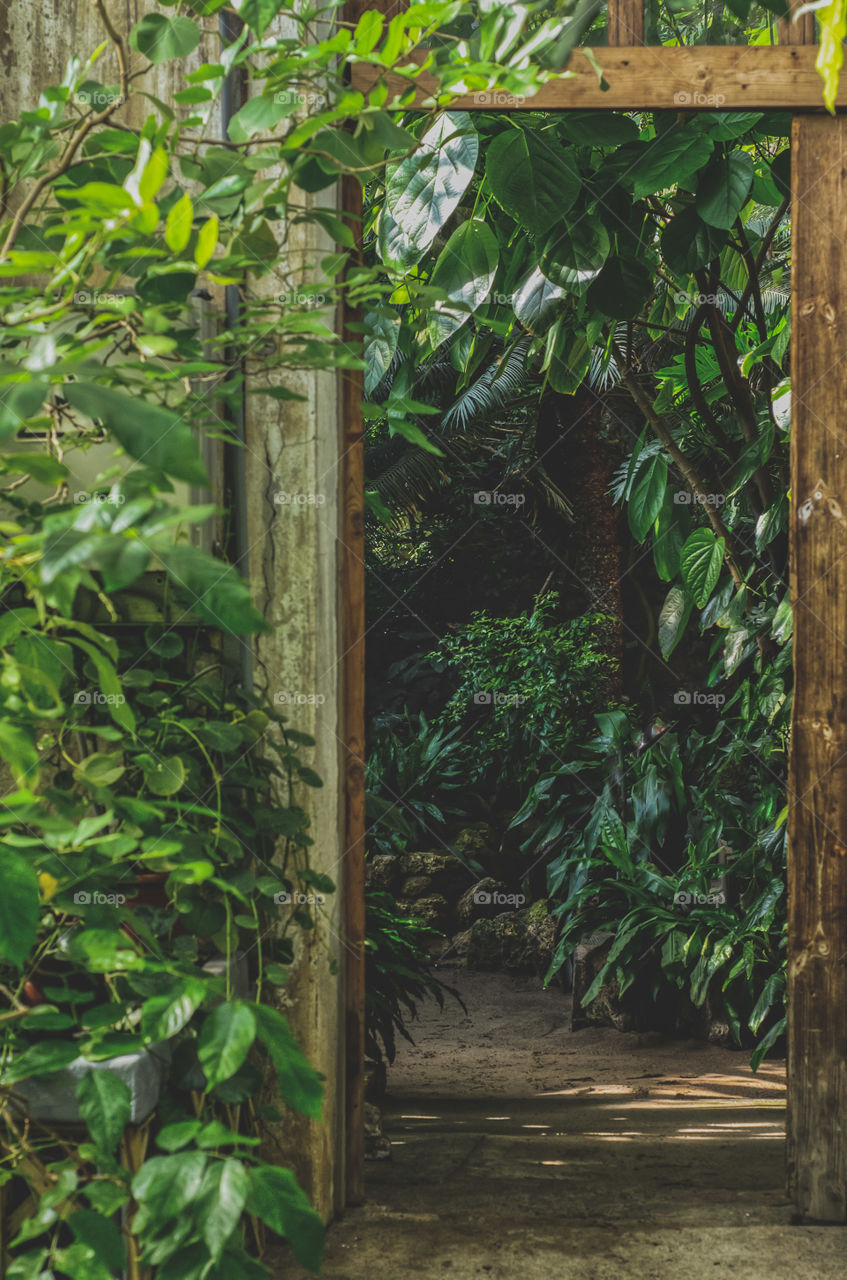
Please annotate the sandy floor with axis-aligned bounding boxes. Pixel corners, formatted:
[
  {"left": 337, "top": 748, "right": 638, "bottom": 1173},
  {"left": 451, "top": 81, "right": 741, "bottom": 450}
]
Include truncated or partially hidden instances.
[{"left": 278, "top": 969, "right": 847, "bottom": 1279}]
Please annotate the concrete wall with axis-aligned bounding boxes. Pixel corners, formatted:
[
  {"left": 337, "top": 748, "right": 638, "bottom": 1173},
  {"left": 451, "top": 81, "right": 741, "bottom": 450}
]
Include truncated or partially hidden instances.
[
  {"left": 243, "top": 189, "right": 347, "bottom": 1216},
  {"left": 0, "top": 0, "right": 346, "bottom": 1222}
]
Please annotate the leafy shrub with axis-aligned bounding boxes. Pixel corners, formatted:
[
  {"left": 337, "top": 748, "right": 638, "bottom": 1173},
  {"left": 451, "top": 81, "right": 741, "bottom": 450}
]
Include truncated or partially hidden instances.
[
  {"left": 539, "top": 657, "right": 790, "bottom": 1066},
  {"left": 433, "top": 599, "right": 616, "bottom": 793},
  {"left": 0, "top": 662, "right": 331, "bottom": 1277},
  {"left": 365, "top": 711, "right": 476, "bottom": 858}
]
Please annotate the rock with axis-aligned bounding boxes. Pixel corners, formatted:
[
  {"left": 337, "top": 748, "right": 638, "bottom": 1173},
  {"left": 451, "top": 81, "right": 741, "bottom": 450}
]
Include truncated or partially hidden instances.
[
  {"left": 398, "top": 852, "right": 469, "bottom": 899},
  {"left": 466, "top": 900, "right": 557, "bottom": 976},
  {"left": 395, "top": 894, "right": 450, "bottom": 932},
  {"left": 364, "top": 1101, "right": 391, "bottom": 1160},
  {"left": 400, "top": 874, "right": 434, "bottom": 898},
  {"left": 453, "top": 823, "right": 500, "bottom": 872},
  {"left": 426, "top": 935, "right": 452, "bottom": 960},
  {"left": 366, "top": 855, "right": 401, "bottom": 893},
  {"left": 456, "top": 877, "right": 510, "bottom": 926},
  {"left": 571, "top": 932, "right": 616, "bottom": 1031},
  {"left": 448, "top": 929, "right": 472, "bottom": 961}
]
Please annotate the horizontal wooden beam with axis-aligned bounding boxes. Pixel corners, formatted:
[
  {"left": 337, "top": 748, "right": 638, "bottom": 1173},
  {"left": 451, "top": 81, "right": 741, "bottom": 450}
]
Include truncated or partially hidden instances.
[{"left": 352, "top": 44, "right": 839, "bottom": 111}]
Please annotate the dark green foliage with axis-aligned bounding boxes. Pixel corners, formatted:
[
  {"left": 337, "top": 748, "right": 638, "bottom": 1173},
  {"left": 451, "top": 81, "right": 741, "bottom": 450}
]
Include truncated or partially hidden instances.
[{"left": 365, "top": 891, "right": 463, "bottom": 1064}]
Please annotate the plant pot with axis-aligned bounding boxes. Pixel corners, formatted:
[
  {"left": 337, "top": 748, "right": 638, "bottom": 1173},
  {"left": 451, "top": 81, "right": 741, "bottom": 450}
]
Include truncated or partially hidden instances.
[{"left": 10, "top": 1046, "right": 169, "bottom": 1126}]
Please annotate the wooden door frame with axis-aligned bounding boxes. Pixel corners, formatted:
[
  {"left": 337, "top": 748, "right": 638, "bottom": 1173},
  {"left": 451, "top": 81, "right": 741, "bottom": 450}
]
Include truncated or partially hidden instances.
[{"left": 340, "top": 0, "right": 847, "bottom": 1221}]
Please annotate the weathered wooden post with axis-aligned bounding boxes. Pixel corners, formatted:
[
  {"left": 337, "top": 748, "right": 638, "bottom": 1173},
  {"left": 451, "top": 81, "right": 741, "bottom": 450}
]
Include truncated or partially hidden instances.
[{"left": 788, "top": 110, "right": 847, "bottom": 1223}]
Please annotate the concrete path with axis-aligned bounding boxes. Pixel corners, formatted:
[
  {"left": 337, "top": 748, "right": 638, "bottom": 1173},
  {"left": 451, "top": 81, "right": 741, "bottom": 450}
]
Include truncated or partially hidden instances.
[{"left": 281, "top": 970, "right": 847, "bottom": 1279}]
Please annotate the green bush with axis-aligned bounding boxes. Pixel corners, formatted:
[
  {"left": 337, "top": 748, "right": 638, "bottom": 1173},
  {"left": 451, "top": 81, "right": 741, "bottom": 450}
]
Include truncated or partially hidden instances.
[{"left": 434, "top": 599, "right": 616, "bottom": 792}]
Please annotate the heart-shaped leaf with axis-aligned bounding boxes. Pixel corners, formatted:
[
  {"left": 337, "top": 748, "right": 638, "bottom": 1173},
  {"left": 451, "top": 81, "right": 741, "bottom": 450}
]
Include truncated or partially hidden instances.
[{"left": 680, "top": 528, "right": 725, "bottom": 607}]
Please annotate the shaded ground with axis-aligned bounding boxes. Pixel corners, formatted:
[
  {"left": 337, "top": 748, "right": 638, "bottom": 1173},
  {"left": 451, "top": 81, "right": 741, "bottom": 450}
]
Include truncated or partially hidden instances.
[{"left": 281, "top": 970, "right": 847, "bottom": 1278}]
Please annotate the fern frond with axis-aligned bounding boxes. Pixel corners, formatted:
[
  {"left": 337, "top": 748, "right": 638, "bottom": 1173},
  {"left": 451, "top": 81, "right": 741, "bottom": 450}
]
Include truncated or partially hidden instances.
[{"left": 443, "top": 338, "right": 533, "bottom": 430}]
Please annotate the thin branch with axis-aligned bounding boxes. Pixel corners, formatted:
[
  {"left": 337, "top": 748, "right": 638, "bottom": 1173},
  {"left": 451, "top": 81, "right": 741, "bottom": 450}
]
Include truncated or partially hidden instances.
[
  {"left": 0, "top": 0, "right": 129, "bottom": 259},
  {"left": 733, "top": 215, "right": 768, "bottom": 342},
  {"left": 612, "top": 342, "right": 744, "bottom": 588},
  {"left": 730, "top": 194, "right": 789, "bottom": 335}
]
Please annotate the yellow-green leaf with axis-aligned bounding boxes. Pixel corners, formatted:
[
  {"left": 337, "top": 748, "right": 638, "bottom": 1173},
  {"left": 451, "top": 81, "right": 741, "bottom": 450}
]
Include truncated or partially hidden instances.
[
  {"left": 139, "top": 146, "right": 168, "bottom": 203},
  {"left": 165, "top": 192, "right": 193, "bottom": 253},
  {"left": 816, "top": 0, "right": 847, "bottom": 114},
  {"left": 195, "top": 215, "right": 219, "bottom": 268}
]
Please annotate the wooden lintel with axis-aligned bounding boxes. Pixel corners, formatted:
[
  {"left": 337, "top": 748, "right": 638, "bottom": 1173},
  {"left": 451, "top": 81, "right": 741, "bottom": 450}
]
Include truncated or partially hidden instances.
[{"left": 352, "top": 44, "right": 839, "bottom": 112}]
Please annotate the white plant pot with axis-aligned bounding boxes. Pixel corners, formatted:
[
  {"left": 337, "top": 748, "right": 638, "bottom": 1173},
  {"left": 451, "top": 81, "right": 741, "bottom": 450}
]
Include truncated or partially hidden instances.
[{"left": 11, "top": 1046, "right": 167, "bottom": 1125}]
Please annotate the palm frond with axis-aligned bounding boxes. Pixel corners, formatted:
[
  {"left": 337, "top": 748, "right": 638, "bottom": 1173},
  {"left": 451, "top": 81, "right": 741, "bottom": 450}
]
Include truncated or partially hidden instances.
[
  {"left": 531, "top": 469, "right": 576, "bottom": 523},
  {"left": 366, "top": 443, "right": 449, "bottom": 523},
  {"left": 443, "top": 338, "right": 533, "bottom": 431}
]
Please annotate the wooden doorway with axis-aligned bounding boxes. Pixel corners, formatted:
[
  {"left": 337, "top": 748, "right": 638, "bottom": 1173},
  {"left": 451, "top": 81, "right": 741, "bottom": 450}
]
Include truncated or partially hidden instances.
[{"left": 340, "top": 0, "right": 847, "bottom": 1220}]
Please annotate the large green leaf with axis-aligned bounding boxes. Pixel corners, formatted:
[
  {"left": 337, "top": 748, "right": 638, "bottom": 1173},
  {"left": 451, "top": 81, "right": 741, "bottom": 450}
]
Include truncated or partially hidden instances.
[
  {"left": 587, "top": 255, "right": 653, "bottom": 319},
  {"left": 377, "top": 205, "right": 425, "bottom": 272},
  {"left": 0, "top": 849, "right": 39, "bottom": 968},
  {"left": 0, "top": 379, "right": 49, "bottom": 443},
  {"left": 695, "top": 112, "right": 764, "bottom": 141},
  {"left": 70, "top": 637, "right": 136, "bottom": 734},
  {"left": 3, "top": 1041, "right": 79, "bottom": 1082},
  {"left": 63, "top": 382, "right": 209, "bottom": 487},
  {"left": 198, "top": 1159, "right": 249, "bottom": 1263},
  {"left": 0, "top": 719, "right": 41, "bottom": 787},
  {"left": 485, "top": 128, "right": 580, "bottom": 234},
  {"left": 427, "top": 218, "right": 499, "bottom": 348},
  {"left": 239, "top": 0, "right": 287, "bottom": 34},
  {"left": 696, "top": 150, "right": 754, "bottom": 230},
  {"left": 540, "top": 220, "right": 610, "bottom": 295},
  {"left": 653, "top": 492, "right": 689, "bottom": 582},
  {"left": 364, "top": 309, "right": 399, "bottom": 396},
  {"left": 252, "top": 1002, "right": 324, "bottom": 1119},
  {"left": 680, "top": 528, "right": 725, "bottom": 607},
  {"left": 385, "top": 113, "right": 478, "bottom": 255},
  {"left": 558, "top": 112, "right": 639, "bottom": 147},
  {"left": 627, "top": 131, "right": 715, "bottom": 198},
  {"left": 132, "top": 1152, "right": 208, "bottom": 1227},
  {"left": 227, "top": 95, "right": 293, "bottom": 143},
  {"left": 198, "top": 1002, "right": 257, "bottom": 1090},
  {"left": 129, "top": 14, "right": 201, "bottom": 64},
  {"left": 658, "top": 584, "right": 694, "bottom": 659},
  {"left": 156, "top": 545, "right": 268, "bottom": 635},
  {"left": 77, "top": 1069, "right": 132, "bottom": 1153},
  {"left": 628, "top": 455, "right": 668, "bottom": 543},
  {"left": 246, "top": 1165, "right": 324, "bottom": 1273},
  {"left": 141, "top": 977, "right": 206, "bottom": 1043},
  {"left": 512, "top": 268, "right": 564, "bottom": 329},
  {"left": 661, "top": 206, "right": 729, "bottom": 273},
  {"left": 141, "top": 754, "right": 187, "bottom": 797},
  {"left": 68, "top": 1210, "right": 126, "bottom": 1274}
]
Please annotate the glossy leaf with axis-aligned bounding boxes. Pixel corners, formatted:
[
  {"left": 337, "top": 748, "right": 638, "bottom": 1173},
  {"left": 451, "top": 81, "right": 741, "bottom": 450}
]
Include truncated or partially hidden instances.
[
  {"left": 485, "top": 127, "right": 580, "bottom": 234},
  {"left": 385, "top": 113, "right": 478, "bottom": 256},
  {"left": 680, "top": 528, "right": 725, "bottom": 607},
  {"left": 77, "top": 1069, "right": 132, "bottom": 1153}
]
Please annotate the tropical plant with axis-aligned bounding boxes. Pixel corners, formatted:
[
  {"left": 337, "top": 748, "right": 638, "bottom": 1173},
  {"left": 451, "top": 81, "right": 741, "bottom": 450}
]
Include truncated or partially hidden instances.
[
  {"left": 433, "top": 599, "right": 616, "bottom": 794},
  {"left": 359, "top": 95, "right": 795, "bottom": 1066},
  {"left": 366, "top": 711, "right": 475, "bottom": 858},
  {"left": 364, "top": 890, "right": 462, "bottom": 1064}
]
